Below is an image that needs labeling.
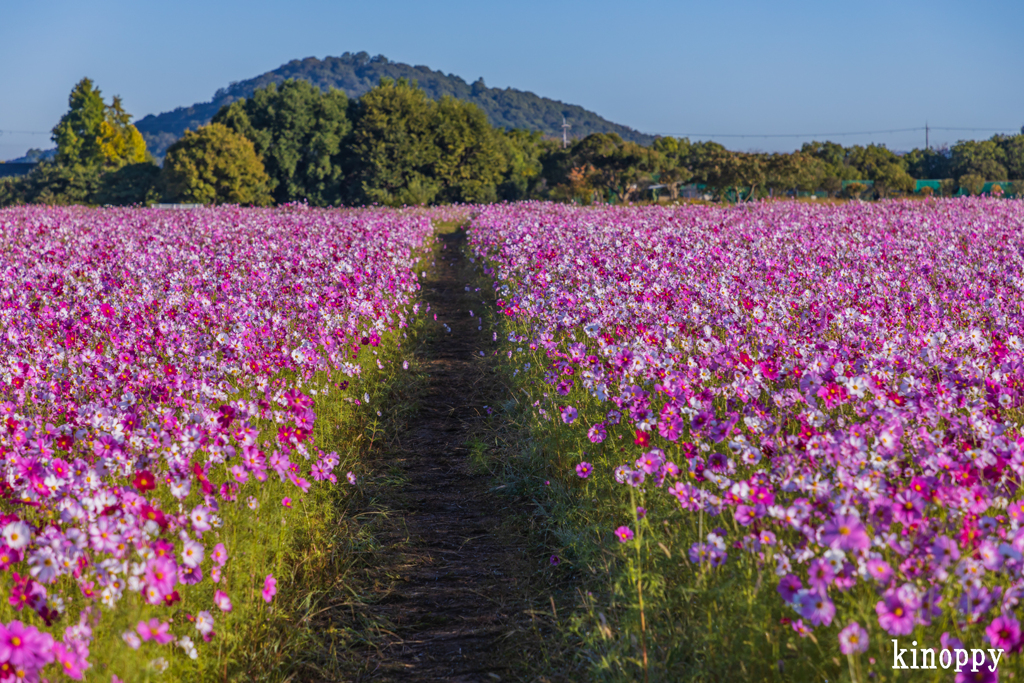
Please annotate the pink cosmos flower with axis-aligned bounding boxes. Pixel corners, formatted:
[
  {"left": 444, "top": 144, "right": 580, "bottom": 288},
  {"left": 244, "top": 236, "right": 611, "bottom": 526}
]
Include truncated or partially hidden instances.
[
  {"left": 144, "top": 557, "right": 177, "bottom": 597},
  {"left": 892, "top": 490, "right": 925, "bottom": 525},
  {"left": 0, "top": 620, "right": 54, "bottom": 669},
  {"left": 214, "top": 590, "right": 233, "bottom": 613},
  {"left": 181, "top": 540, "right": 204, "bottom": 568},
  {"left": 614, "top": 526, "right": 634, "bottom": 543},
  {"left": 635, "top": 450, "right": 664, "bottom": 474},
  {"left": 195, "top": 611, "right": 215, "bottom": 637},
  {"left": 875, "top": 587, "right": 916, "bottom": 636},
  {"left": 575, "top": 462, "right": 593, "bottom": 478},
  {"left": 986, "top": 614, "right": 1021, "bottom": 651},
  {"left": 838, "top": 621, "right": 869, "bottom": 655},
  {"left": 865, "top": 558, "right": 893, "bottom": 584},
  {"left": 807, "top": 558, "right": 834, "bottom": 594},
  {"left": 137, "top": 618, "right": 174, "bottom": 645},
  {"left": 190, "top": 505, "right": 212, "bottom": 532},
  {"left": 52, "top": 641, "right": 84, "bottom": 680},
  {"left": 262, "top": 574, "right": 277, "bottom": 603},
  {"left": 121, "top": 631, "right": 142, "bottom": 649},
  {"left": 211, "top": 543, "right": 228, "bottom": 567}
]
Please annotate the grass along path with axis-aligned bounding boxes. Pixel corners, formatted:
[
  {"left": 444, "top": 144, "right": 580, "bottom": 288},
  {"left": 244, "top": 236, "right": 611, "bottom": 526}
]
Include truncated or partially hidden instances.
[{"left": 354, "top": 227, "right": 536, "bottom": 682}]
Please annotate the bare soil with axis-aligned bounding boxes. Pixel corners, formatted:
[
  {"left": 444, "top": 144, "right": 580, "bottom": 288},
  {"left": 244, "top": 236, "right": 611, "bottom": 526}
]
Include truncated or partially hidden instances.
[{"left": 355, "top": 229, "right": 534, "bottom": 682}]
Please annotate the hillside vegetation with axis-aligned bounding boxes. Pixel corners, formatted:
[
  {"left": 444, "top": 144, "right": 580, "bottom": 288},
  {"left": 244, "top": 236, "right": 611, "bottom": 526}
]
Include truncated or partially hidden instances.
[{"left": 134, "top": 52, "right": 654, "bottom": 157}]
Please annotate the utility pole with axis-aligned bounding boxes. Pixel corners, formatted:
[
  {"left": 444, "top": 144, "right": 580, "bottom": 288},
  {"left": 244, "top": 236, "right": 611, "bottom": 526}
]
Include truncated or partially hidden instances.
[
  {"left": 925, "top": 122, "right": 929, "bottom": 151},
  {"left": 562, "top": 116, "right": 571, "bottom": 149}
]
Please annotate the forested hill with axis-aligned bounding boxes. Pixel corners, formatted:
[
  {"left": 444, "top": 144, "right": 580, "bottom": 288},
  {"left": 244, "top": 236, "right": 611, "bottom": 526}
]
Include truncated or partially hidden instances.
[{"left": 134, "top": 52, "right": 656, "bottom": 157}]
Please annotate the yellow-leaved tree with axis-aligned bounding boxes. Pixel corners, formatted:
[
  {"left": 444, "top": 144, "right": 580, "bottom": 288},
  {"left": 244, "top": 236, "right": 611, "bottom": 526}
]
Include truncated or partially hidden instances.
[
  {"left": 52, "top": 78, "right": 148, "bottom": 170},
  {"left": 159, "top": 123, "right": 273, "bottom": 206}
]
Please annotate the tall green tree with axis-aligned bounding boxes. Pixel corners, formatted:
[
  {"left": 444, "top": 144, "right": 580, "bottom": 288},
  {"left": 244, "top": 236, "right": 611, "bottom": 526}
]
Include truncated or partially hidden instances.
[
  {"left": 904, "top": 146, "right": 952, "bottom": 179},
  {"left": 431, "top": 96, "right": 508, "bottom": 203},
  {"left": 496, "top": 129, "right": 546, "bottom": 200},
  {"left": 52, "top": 78, "right": 148, "bottom": 170},
  {"left": 993, "top": 134, "right": 1024, "bottom": 179},
  {"left": 347, "top": 78, "right": 441, "bottom": 205},
  {"left": 951, "top": 139, "right": 1008, "bottom": 182},
  {"left": 159, "top": 123, "right": 272, "bottom": 205},
  {"left": 801, "top": 141, "right": 860, "bottom": 182},
  {"left": 213, "top": 80, "right": 351, "bottom": 205},
  {"left": 766, "top": 152, "right": 827, "bottom": 196}
]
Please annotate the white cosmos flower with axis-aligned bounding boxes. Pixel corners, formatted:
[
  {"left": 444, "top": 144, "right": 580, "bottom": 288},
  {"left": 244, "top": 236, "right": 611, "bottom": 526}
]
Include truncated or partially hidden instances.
[{"left": 3, "top": 521, "right": 32, "bottom": 550}]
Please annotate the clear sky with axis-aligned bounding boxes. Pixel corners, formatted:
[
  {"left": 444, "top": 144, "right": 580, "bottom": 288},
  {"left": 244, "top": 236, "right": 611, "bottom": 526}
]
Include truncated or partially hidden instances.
[{"left": 2, "top": 0, "right": 1022, "bottom": 160}]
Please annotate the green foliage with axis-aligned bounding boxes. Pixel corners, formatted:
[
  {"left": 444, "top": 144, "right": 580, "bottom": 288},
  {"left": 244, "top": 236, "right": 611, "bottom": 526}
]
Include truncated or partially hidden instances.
[
  {"left": 995, "top": 134, "right": 1024, "bottom": 180},
  {"left": 496, "top": 129, "right": 547, "bottom": 200},
  {"left": 959, "top": 173, "right": 987, "bottom": 196},
  {"left": 345, "top": 79, "right": 518, "bottom": 205},
  {"left": 93, "top": 163, "right": 162, "bottom": 206},
  {"left": 29, "top": 74, "right": 1024, "bottom": 208},
  {"left": 52, "top": 78, "right": 148, "bottom": 171},
  {"left": 766, "top": 152, "right": 827, "bottom": 194},
  {"left": 871, "top": 161, "right": 915, "bottom": 197},
  {"left": 0, "top": 162, "right": 101, "bottom": 207},
  {"left": 821, "top": 176, "right": 842, "bottom": 198},
  {"left": 213, "top": 80, "right": 351, "bottom": 206},
  {"left": 431, "top": 96, "right": 508, "bottom": 203},
  {"left": 544, "top": 133, "right": 691, "bottom": 203},
  {"left": 952, "top": 138, "right": 1008, "bottom": 182},
  {"left": 904, "top": 146, "right": 952, "bottom": 179},
  {"left": 160, "top": 123, "right": 273, "bottom": 205},
  {"left": 347, "top": 78, "right": 441, "bottom": 206}
]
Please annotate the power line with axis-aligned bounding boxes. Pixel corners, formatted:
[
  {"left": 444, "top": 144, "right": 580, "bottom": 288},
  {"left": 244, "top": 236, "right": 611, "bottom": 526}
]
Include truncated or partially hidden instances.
[
  {"left": 652, "top": 126, "right": 1019, "bottom": 139},
  {"left": 0, "top": 130, "right": 51, "bottom": 136}
]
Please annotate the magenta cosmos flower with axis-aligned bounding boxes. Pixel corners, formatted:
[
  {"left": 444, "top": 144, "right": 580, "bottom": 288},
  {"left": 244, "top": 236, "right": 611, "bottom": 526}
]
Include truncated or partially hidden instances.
[
  {"left": 576, "top": 461, "right": 593, "bottom": 478},
  {"left": 875, "top": 588, "right": 917, "bottom": 636},
  {"left": 0, "top": 620, "right": 54, "bottom": 670},
  {"left": 137, "top": 618, "right": 175, "bottom": 645},
  {"left": 986, "top": 614, "right": 1021, "bottom": 651},
  {"left": 614, "top": 526, "right": 634, "bottom": 543},
  {"left": 263, "top": 574, "right": 278, "bottom": 603}
]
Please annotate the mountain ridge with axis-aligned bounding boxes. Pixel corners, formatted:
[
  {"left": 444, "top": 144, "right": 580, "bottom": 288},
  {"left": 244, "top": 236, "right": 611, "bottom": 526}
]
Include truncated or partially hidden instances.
[{"left": 134, "top": 52, "right": 656, "bottom": 157}]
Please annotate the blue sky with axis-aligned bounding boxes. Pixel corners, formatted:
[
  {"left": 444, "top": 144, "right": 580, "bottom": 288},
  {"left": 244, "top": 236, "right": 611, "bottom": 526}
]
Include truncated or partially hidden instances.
[{"left": 1, "top": 0, "right": 1022, "bottom": 160}]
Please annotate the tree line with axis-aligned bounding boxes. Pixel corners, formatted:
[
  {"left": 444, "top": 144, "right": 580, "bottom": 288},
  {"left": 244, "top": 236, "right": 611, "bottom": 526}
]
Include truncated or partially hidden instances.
[{"left": 3, "top": 77, "right": 1023, "bottom": 208}]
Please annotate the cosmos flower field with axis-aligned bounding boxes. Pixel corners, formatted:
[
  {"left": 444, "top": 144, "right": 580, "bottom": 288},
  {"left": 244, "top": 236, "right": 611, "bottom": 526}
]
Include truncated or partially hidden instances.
[
  {"left": 0, "top": 205, "right": 431, "bottom": 680},
  {"left": 3, "top": 197, "right": 1024, "bottom": 681},
  {"left": 467, "top": 199, "right": 1024, "bottom": 679}
]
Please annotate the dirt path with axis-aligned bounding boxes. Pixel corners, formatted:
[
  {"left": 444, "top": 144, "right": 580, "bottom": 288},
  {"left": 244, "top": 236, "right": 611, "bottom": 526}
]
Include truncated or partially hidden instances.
[{"left": 358, "top": 229, "right": 530, "bottom": 682}]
